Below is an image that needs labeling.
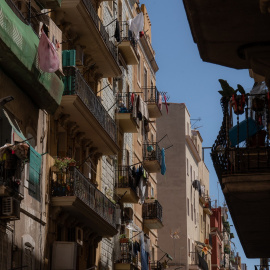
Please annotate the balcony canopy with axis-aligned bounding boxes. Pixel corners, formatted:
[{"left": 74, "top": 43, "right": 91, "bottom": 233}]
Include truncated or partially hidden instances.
[{"left": 183, "top": 0, "right": 270, "bottom": 70}]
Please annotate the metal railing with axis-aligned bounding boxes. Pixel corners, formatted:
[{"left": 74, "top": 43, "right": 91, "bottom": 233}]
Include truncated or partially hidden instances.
[
  {"left": 149, "top": 261, "right": 163, "bottom": 270},
  {"left": 143, "top": 142, "right": 162, "bottom": 164},
  {"left": 116, "top": 92, "right": 133, "bottom": 113},
  {"left": 142, "top": 86, "right": 161, "bottom": 105},
  {"left": 115, "top": 166, "right": 137, "bottom": 193},
  {"left": 63, "top": 66, "right": 117, "bottom": 143},
  {"left": 51, "top": 167, "right": 116, "bottom": 228},
  {"left": 5, "top": 0, "right": 26, "bottom": 23},
  {"left": 117, "top": 241, "right": 139, "bottom": 264},
  {"left": 143, "top": 200, "right": 163, "bottom": 223},
  {"left": 119, "top": 21, "right": 138, "bottom": 53},
  {"left": 82, "top": 0, "right": 118, "bottom": 63},
  {"left": 211, "top": 93, "right": 270, "bottom": 181},
  {"left": 0, "top": 159, "right": 24, "bottom": 197}
]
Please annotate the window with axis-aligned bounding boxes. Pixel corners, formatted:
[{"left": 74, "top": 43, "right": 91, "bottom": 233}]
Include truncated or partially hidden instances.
[
  {"left": 193, "top": 170, "right": 195, "bottom": 181},
  {"left": 191, "top": 204, "right": 193, "bottom": 221},
  {"left": 194, "top": 207, "right": 196, "bottom": 224},
  {"left": 187, "top": 198, "right": 189, "bottom": 216},
  {"left": 187, "top": 122, "right": 189, "bottom": 135},
  {"left": 144, "top": 67, "right": 148, "bottom": 101},
  {"left": 187, "top": 158, "right": 189, "bottom": 175},
  {"left": 190, "top": 165, "right": 192, "bottom": 181},
  {"left": 137, "top": 54, "right": 141, "bottom": 84},
  {"left": 151, "top": 187, "right": 154, "bottom": 197},
  {"left": 188, "top": 238, "right": 190, "bottom": 257}
]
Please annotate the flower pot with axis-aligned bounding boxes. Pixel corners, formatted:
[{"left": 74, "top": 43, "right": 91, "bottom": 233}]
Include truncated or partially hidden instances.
[
  {"left": 119, "top": 238, "right": 129, "bottom": 243},
  {"left": 231, "top": 94, "right": 246, "bottom": 115}
]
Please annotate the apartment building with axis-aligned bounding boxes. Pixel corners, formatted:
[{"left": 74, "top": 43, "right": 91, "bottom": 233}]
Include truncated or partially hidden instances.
[
  {"left": 156, "top": 103, "right": 211, "bottom": 270},
  {"left": 0, "top": 0, "right": 164, "bottom": 269}
]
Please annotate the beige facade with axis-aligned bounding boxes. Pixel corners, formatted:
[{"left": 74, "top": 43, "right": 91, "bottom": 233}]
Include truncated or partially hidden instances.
[
  {"left": 0, "top": 0, "right": 163, "bottom": 269},
  {"left": 157, "top": 103, "right": 211, "bottom": 270}
]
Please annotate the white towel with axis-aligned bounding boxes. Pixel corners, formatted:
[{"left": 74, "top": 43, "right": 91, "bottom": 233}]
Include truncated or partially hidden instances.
[{"left": 129, "top": 13, "right": 144, "bottom": 40}]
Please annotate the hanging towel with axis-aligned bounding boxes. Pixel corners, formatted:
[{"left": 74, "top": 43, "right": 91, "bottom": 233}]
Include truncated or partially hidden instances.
[
  {"left": 131, "top": 92, "right": 135, "bottom": 106},
  {"left": 158, "top": 93, "right": 162, "bottom": 111},
  {"left": 161, "top": 148, "right": 166, "bottom": 175},
  {"left": 164, "top": 94, "right": 169, "bottom": 114},
  {"left": 38, "top": 30, "right": 59, "bottom": 73},
  {"left": 128, "top": 13, "right": 144, "bottom": 40},
  {"left": 132, "top": 94, "right": 138, "bottom": 118},
  {"left": 114, "top": 20, "right": 121, "bottom": 42}
]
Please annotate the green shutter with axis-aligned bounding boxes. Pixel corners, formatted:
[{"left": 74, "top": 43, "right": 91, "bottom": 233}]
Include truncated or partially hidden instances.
[
  {"left": 29, "top": 146, "right": 42, "bottom": 201},
  {"left": 62, "top": 50, "right": 76, "bottom": 67}
]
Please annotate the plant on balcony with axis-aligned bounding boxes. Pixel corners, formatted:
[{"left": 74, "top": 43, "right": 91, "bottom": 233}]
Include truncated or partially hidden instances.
[
  {"left": 119, "top": 234, "right": 129, "bottom": 243},
  {"left": 224, "top": 246, "right": 230, "bottom": 254},
  {"left": 218, "top": 79, "right": 246, "bottom": 115},
  {"left": 53, "top": 157, "right": 76, "bottom": 172}
]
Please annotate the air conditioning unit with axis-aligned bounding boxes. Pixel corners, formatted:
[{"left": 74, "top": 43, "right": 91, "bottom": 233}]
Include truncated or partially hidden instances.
[
  {"left": 76, "top": 45, "right": 84, "bottom": 66},
  {"left": 1, "top": 197, "right": 20, "bottom": 220},
  {"left": 75, "top": 227, "right": 83, "bottom": 246}
]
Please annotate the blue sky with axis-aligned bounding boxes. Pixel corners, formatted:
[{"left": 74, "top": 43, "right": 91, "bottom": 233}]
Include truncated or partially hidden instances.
[{"left": 143, "top": 0, "right": 259, "bottom": 269}]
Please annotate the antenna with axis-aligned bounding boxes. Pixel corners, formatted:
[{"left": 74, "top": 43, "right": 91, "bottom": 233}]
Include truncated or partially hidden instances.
[{"left": 191, "top": 117, "right": 202, "bottom": 129}]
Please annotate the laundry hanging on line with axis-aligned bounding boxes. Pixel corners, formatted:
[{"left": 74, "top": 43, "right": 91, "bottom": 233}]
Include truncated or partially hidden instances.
[
  {"left": 38, "top": 29, "right": 60, "bottom": 73},
  {"left": 128, "top": 12, "right": 144, "bottom": 40}
]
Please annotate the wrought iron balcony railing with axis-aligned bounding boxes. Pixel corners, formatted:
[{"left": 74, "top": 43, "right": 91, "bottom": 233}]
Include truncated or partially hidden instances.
[
  {"left": 116, "top": 241, "right": 139, "bottom": 265},
  {"left": 149, "top": 261, "right": 163, "bottom": 270},
  {"left": 63, "top": 66, "right": 117, "bottom": 143},
  {"left": 211, "top": 93, "right": 270, "bottom": 180},
  {"left": 115, "top": 166, "right": 137, "bottom": 193},
  {"left": 82, "top": 0, "right": 118, "bottom": 63},
  {"left": 143, "top": 200, "right": 163, "bottom": 223},
  {"left": 142, "top": 86, "right": 161, "bottom": 106},
  {"left": 119, "top": 21, "right": 138, "bottom": 52},
  {"left": 116, "top": 92, "right": 133, "bottom": 113},
  {"left": 143, "top": 142, "right": 162, "bottom": 164},
  {"left": 0, "top": 159, "right": 24, "bottom": 197},
  {"left": 51, "top": 167, "right": 116, "bottom": 228}
]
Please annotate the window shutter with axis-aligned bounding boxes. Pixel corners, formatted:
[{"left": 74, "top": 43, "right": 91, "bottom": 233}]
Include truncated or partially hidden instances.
[{"left": 29, "top": 146, "right": 42, "bottom": 200}]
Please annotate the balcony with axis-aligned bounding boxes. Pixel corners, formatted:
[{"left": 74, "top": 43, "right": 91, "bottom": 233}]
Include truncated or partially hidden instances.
[
  {"left": 118, "top": 22, "right": 139, "bottom": 65},
  {"left": 0, "top": 143, "right": 28, "bottom": 199},
  {"left": 115, "top": 241, "right": 139, "bottom": 270},
  {"left": 0, "top": 0, "right": 64, "bottom": 114},
  {"left": 149, "top": 261, "right": 163, "bottom": 270},
  {"left": 183, "top": 0, "right": 270, "bottom": 78},
  {"left": 57, "top": 0, "right": 121, "bottom": 77},
  {"left": 143, "top": 143, "right": 161, "bottom": 173},
  {"left": 115, "top": 166, "right": 139, "bottom": 203},
  {"left": 211, "top": 93, "right": 270, "bottom": 258},
  {"left": 115, "top": 93, "right": 138, "bottom": 133},
  {"left": 143, "top": 87, "right": 162, "bottom": 118},
  {"left": 61, "top": 67, "right": 119, "bottom": 155},
  {"left": 203, "top": 200, "right": 212, "bottom": 215},
  {"left": 143, "top": 200, "right": 163, "bottom": 229},
  {"left": 51, "top": 167, "right": 117, "bottom": 237}
]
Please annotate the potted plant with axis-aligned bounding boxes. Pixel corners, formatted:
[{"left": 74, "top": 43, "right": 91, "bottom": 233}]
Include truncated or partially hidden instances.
[
  {"left": 119, "top": 234, "right": 129, "bottom": 243},
  {"left": 218, "top": 79, "right": 246, "bottom": 115},
  {"left": 53, "top": 157, "right": 76, "bottom": 173}
]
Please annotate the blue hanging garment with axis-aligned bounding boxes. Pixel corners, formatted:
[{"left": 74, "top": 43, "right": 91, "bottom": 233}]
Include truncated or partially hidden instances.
[{"left": 161, "top": 148, "right": 166, "bottom": 175}]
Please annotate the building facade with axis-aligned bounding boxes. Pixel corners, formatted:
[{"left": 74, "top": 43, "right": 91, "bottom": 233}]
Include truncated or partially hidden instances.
[
  {"left": 0, "top": 0, "right": 164, "bottom": 269},
  {"left": 156, "top": 103, "right": 211, "bottom": 270}
]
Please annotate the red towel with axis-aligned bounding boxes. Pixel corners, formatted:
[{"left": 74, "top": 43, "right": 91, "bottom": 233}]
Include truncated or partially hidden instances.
[
  {"left": 38, "top": 30, "right": 59, "bottom": 73},
  {"left": 164, "top": 94, "right": 168, "bottom": 114}
]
